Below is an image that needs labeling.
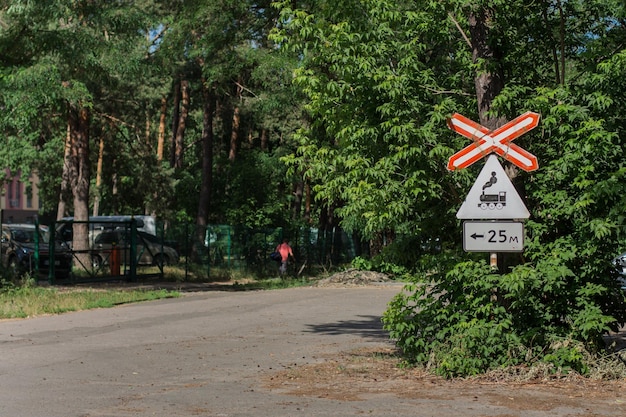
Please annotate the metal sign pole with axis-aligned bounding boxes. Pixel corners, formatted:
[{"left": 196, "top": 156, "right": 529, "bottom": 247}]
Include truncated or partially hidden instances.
[{"left": 490, "top": 253, "right": 498, "bottom": 271}]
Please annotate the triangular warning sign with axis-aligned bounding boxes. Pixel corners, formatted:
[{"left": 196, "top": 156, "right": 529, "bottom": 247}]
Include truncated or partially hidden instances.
[{"left": 456, "top": 155, "right": 530, "bottom": 219}]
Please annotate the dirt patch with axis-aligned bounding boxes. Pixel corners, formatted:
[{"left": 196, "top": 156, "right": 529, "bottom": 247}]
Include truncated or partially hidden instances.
[
  {"left": 264, "top": 347, "right": 626, "bottom": 413},
  {"left": 315, "top": 269, "right": 393, "bottom": 287},
  {"left": 269, "top": 267, "right": 626, "bottom": 413}
]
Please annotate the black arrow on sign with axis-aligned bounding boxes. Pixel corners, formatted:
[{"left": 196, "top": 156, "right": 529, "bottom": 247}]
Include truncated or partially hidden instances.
[{"left": 471, "top": 233, "right": 484, "bottom": 239}]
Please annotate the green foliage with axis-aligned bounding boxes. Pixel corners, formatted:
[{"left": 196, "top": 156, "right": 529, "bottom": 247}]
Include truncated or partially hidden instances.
[
  {"left": 155, "top": 0, "right": 305, "bottom": 227},
  {"left": 0, "top": 0, "right": 166, "bottom": 215},
  {"left": 351, "top": 255, "right": 407, "bottom": 276},
  {"left": 383, "top": 259, "right": 625, "bottom": 377},
  {"left": 384, "top": 261, "right": 519, "bottom": 377},
  {"left": 542, "top": 338, "right": 590, "bottom": 375},
  {"left": 274, "top": 0, "right": 626, "bottom": 378},
  {"left": 223, "top": 150, "right": 292, "bottom": 228},
  {"left": 350, "top": 256, "right": 372, "bottom": 271},
  {"left": 351, "top": 233, "right": 449, "bottom": 276},
  {"left": 273, "top": 0, "right": 471, "bottom": 240}
]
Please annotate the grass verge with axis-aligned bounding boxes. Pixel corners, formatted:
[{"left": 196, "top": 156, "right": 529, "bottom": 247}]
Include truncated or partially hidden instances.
[
  {"left": 0, "top": 273, "right": 315, "bottom": 320},
  {"left": 0, "top": 285, "right": 180, "bottom": 319}
]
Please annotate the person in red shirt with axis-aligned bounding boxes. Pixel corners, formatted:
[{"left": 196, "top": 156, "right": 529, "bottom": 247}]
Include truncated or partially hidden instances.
[{"left": 275, "top": 238, "right": 295, "bottom": 275}]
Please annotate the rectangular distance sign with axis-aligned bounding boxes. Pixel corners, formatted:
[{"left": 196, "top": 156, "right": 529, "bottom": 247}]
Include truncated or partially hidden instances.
[{"left": 463, "top": 221, "right": 524, "bottom": 252}]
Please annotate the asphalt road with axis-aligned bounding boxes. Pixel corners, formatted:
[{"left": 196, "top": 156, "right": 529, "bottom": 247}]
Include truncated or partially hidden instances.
[
  {"left": 2, "top": 284, "right": 625, "bottom": 417},
  {"left": 0, "top": 285, "right": 403, "bottom": 417}
]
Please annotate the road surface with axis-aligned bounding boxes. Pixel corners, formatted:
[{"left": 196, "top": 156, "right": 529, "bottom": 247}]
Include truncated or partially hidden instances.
[{"left": 1, "top": 284, "right": 624, "bottom": 416}]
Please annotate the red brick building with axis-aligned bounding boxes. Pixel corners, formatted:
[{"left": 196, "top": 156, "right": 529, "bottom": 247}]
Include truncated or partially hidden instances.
[{"left": 1, "top": 171, "right": 43, "bottom": 224}]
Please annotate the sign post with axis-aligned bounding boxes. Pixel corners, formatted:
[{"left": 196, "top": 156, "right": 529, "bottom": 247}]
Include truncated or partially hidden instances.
[{"left": 447, "top": 112, "right": 540, "bottom": 266}]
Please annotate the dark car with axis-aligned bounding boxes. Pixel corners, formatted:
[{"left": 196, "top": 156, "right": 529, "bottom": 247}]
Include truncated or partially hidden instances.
[
  {"left": 91, "top": 230, "right": 179, "bottom": 268},
  {"left": 1, "top": 224, "right": 72, "bottom": 277}
]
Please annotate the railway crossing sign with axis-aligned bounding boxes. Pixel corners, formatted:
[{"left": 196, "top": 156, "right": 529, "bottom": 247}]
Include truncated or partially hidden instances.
[
  {"left": 463, "top": 221, "right": 524, "bottom": 252},
  {"left": 447, "top": 112, "right": 540, "bottom": 172},
  {"left": 456, "top": 155, "right": 530, "bottom": 220}
]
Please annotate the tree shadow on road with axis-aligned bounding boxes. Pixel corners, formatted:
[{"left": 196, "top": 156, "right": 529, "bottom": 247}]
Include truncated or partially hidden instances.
[{"left": 304, "top": 315, "right": 391, "bottom": 341}]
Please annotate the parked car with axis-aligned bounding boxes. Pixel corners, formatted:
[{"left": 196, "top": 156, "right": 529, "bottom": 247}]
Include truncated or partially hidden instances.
[
  {"left": 614, "top": 252, "right": 626, "bottom": 290},
  {"left": 55, "top": 215, "right": 154, "bottom": 248},
  {"left": 1, "top": 224, "right": 72, "bottom": 277},
  {"left": 91, "top": 230, "right": 179, "bottom": 268}
]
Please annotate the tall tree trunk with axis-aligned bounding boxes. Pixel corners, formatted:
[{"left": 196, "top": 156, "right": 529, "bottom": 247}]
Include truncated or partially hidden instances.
[
  {"left": 304, "top": 182, "right": 311, "bottom": 223},
  {"left": 260, "top": 128, "right": 268, "bottom": 151},
  {"left": 197, "top": 81, "right": 215, "bottom": 228},
  {"left": 157, "top": 96, "right": 167, "bottom": 161},
  {"left": 292, "top": 178, "right": 303, "bottom": 220},
  {"left": 319, "top": 205, "right": 339, "bottom": 265},
  {"left": 68, "top": 104, "right": 91, "bottom": 269},
  {"left": 93, "top": 136, "right": 104, "bottom": 216},
  {"left": 370, "top": 229, "right": 395, "bottom": 257},
  {"left": 148, "top": 96, "right": 168, "bottom": 218},
  {"left": 556, "top": 0, "right": 566, "bottom": 84},
  {"left": 542, "top": 6, "right": 560, "bottom": 84},
  {"left": 173, "top": 80, "right": 190, "bottom": 169},
  {"left": 469, "top": 6, "right": 523, "bottom": 272},
  {"left": 229, "top": 106, "right": 240, "bottom": 162},
  {"left": 229, "top": 80, "right": 243, "bottom": 162},
  {"left": 112, "top": 169, "right": 118, "bottom": 212},
  {"left": 295, "top": 180, "right": 311, "bottom": 268},
  {"left": 57, "top": 122, "right": 72, "bottom": 220},
  {"left": 170, "top": 81, "right": 181, "bottom": 168},
  {"left": 192, "top": 80, "right": 216, "bottom": 262},
  {"left": 468, "top": 7, "right": 506, "bottom": 130}
]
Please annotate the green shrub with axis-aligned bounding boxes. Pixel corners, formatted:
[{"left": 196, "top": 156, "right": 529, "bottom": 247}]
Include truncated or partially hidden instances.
[{"left": 382, "top": 258, "right": 626, "bottom": 378}]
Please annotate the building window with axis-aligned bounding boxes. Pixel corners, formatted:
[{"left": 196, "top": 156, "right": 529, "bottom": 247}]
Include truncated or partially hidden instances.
[
  {"left": 14, "top": 179, "right": 21, "bottom": 208},
  {"left": 9, "top": 180, "right": 19, "bottom": 208}
]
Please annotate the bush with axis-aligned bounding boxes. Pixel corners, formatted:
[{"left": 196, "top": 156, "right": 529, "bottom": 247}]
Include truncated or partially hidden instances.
[{"left": 382, "top": 258, "right": 626, "bottom": 378}]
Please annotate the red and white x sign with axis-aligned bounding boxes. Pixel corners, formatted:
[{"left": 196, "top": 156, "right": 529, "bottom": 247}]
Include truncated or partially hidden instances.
[{"left": 447, "top": 112, "right": 540, "bottom": 171}]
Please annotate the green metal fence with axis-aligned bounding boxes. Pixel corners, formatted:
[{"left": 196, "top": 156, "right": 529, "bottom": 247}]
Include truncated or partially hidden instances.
[
  {"left": 47, "top": 218, "right": 167, "bottom": 284},
  {"left": 1, "top": 219, "right": 359, "bottom": 284},
  {"left": 163, "top": 223, "right": 359, "bottom": 280}
]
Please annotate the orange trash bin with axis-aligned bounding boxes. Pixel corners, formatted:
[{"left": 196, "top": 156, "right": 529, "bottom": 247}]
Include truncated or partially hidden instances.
[{"left": 110, "top": 244, "right": 121, "bottom": 276}]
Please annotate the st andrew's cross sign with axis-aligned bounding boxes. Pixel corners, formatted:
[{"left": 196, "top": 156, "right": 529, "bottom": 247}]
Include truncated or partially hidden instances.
[{"left": 447, "top": 112, "right": 540, "bottom": 172}]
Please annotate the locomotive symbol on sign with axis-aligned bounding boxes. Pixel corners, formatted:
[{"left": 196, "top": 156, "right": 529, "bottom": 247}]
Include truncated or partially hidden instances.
[
  {"left": 478, "top": 171, "right": 505, "bottom": 209},
  {"left": 479, "top": 191, "right": 506, "bottom": 209}
]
